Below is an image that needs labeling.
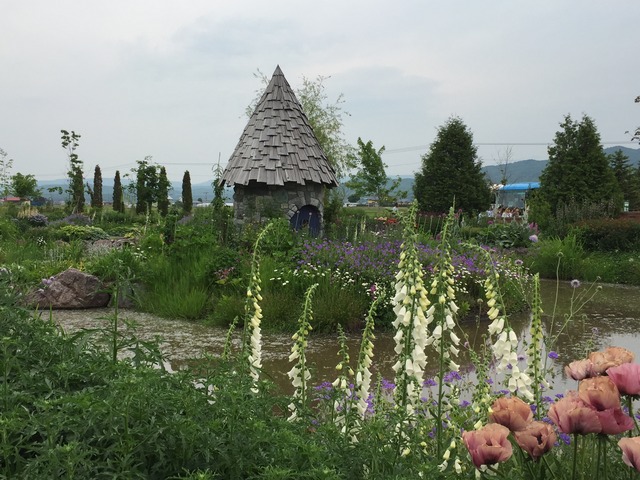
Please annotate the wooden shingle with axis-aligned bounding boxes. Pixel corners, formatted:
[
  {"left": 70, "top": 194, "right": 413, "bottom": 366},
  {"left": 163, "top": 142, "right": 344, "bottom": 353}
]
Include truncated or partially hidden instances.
[{"left": 220, "top": 66, "right": 338, "bottom": 188}]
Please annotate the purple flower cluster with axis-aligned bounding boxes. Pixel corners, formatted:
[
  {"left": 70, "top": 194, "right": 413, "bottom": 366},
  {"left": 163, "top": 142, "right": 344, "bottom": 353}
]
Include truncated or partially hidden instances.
[{"left": 294, "top": 239, "right": 497, "bottom": 287}]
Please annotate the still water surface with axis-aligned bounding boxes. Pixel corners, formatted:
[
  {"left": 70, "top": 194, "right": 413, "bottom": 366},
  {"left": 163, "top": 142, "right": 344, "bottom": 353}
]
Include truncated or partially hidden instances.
[{"left": 51, "top": 280, "right": 640, "bottom": 396}]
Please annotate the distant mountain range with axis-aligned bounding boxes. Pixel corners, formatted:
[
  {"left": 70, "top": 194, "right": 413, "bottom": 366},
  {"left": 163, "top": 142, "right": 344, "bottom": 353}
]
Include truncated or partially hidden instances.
[
  {"left": 36, "top": 146, "right": 639, "bottom": 204},
  {"left": 482, "top": 146, "right": 640, "bottom": 184}
]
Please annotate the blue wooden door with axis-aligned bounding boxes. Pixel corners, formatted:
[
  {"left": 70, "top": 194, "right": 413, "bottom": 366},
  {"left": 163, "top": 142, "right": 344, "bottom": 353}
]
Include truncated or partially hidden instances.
[{"left": 290, "top": 205, "right": 321, "bottom": 236}]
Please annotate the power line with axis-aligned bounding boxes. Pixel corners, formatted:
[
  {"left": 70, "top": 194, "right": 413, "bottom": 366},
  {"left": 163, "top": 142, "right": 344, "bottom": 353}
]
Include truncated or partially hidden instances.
[{"left": 384, "top": 140, "right": 637, "bottom": 154}]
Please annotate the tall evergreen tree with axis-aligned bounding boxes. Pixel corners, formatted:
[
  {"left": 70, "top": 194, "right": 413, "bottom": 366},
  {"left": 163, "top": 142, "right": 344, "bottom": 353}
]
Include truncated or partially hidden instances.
[
  {"left": 157, "top": 167, "right": 170, "bottom": 217},
  {"left": 89, "top": 165, "right": 103, "bottom": 210},
  {"left": 609, "top": 149, "right": 640, "bottom": 210},
  {"left": 61, "top": 130, "right": 84, "bottom": 213},
  {"left": 113, "top": 170, "right": 125, "bottom": 213},
  {"left": 539, "top": 114, "right": 620, "bottom": 213},
  {"left": 182, "top": 170, "right": 193, "bottom": 214},
  {"left": 413, "top": 117, "right": 491, "bottom": 214}
]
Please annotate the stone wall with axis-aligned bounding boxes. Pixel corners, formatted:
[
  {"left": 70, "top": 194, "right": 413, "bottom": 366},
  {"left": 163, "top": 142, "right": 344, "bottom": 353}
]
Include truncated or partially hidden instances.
[{"left": 232, "top": 182, "right": 327, "bottom": 224}]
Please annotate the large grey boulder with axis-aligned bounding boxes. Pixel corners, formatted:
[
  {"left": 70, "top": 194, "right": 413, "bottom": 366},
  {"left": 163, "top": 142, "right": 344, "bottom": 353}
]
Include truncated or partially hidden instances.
[{"left": 25, "top": 268, "right": 110, "bottom": 309}]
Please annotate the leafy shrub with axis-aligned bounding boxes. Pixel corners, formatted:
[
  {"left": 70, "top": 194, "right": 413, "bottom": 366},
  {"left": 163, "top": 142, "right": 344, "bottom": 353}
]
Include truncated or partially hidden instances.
[
  {"left": 472, "top": 221, "right": 537, "bottom": 249},
  {"left": 260, "top": 217, "right": 296, "bottom": 258},
  {"left": 27, "top": 213, "right": 49, "bottom": 227},
  {"left": 204, "top": 245, "right": 244, "bottom": 288},
  {"left": 571, "top": 218, "right": 640, "bottom": 252},
  {"left": 527, "top": 234, "right": 585, "bottom": 280},
  {"left": 56, "top": 225, "right": 109, "bottom": 241},
  {"left": 0, "top": 215, "right": 18, "bottom": 240},
  {"left": 60, "top": 213, "right": 93, "bottom": 225}
]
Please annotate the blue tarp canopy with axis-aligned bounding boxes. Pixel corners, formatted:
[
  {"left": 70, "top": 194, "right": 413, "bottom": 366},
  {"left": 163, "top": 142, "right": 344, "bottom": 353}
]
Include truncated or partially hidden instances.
[{"left": 500, "top": 182, "right": 540, "bottom": 191}]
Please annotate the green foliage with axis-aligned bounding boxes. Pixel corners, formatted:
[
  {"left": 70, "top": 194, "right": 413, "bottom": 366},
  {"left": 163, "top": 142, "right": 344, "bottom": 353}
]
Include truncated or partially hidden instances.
[
  {"left": 247, "top": 69, "right": 354, "bottom": 178},
  {"left": 61, "top": 129, "right": 85, "bottom": 213},
  {"left": 157, "top": 166, "right": 170, "bottom": 217},
  {"left": 112, "top": 170, "right": 125, "bottom": 213},
  {"left": 539, "top": 114, "right": 621, "bottom": 215},
  {"left": 472, "top": 221, "right": 536, "bottom": 249},
  {"left": 137, "top": 254, "right": 210, "bottom": 319},
  {"left": 260, "top": 217, "right": 296, "bottom": 258},
  {"left": 56, "top": 225, "right": 108, "bottom": 241},
  {"left": 0, "top": 147, "right": 14, "bottom": 197},
  {"left": 10, "top": 172, "right": 41, "bottom": 199},
  {"left": 26, "top": 213, "right": 49, "bottom": 227},
  {"left": 130, "top": 157, "right": 160, "bottom": 215},
  {"left": 571, "top": 218, "right": 640, "bottom": 252},
  {"left": 413, "top": 116, "right": 491, "bottom": 214},
  {"left": 346, "top": 138, "right": 405, "bottom": 205},
  {"left": 182, "top": 170, "right": 193, "bottom": 214},
  {"left": 609, "top": 148, "right": 640, "bottom": 210},
  {"left": 88, "top": 164, "right": 103, "bottom": 210},
  {"left": 527, "top": 234, "right": 585, "bottom": 280}
]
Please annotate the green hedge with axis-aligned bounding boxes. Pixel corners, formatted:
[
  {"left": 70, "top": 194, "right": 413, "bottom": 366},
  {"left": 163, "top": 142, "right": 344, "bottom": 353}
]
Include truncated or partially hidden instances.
[{"left": 572, "top": 218, "right": 640, "bottom": 252}]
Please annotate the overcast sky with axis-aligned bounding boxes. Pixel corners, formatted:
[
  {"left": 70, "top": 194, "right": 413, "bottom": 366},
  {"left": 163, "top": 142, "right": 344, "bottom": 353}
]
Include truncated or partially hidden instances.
[{"left": 1, "top": 1, "right": 638, "bottom": 184}]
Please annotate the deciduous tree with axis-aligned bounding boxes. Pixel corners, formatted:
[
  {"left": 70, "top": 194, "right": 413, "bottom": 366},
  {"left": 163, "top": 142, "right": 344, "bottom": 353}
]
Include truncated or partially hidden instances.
[
  {"left": 413, "top": 117, "right": 491, "bottom": 214},
  {"left": 0, "top": 148, "right": 13, "bottom": 198},
  {"left": 11, "top": 173, "right": 41, "bottom": 199},
  {"left": 247, "top": 69, "right": 354, "bottom": 178},
  {"left": 129, "top": 157, "right": 159, "bottom": 215},
  {"left": 346, "top": 138, "right": 405, "bottom": 206},
  {"left": 61, "top": 130, "right": 84, "bottom": 213}
]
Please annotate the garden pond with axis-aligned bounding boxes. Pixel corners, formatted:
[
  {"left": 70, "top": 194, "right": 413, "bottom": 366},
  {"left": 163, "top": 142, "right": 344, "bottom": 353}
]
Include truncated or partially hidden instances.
[{"left": 49, "top": 280, "right": 640, "bottom": 396}]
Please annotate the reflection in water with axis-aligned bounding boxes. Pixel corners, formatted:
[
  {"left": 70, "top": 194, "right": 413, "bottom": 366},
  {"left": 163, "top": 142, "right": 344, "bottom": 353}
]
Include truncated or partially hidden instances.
[{"left": 50, "top": 280, "right": 640, "bottom": 397}]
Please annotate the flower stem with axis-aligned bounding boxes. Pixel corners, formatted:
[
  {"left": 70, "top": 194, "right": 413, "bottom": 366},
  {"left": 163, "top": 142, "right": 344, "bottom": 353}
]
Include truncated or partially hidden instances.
[{"left": 571, "top": 434, "right": 578, "bottom": 480}]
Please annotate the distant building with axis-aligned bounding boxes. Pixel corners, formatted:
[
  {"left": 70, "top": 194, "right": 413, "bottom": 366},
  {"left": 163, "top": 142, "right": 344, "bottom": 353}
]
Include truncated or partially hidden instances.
[
  {"left": 0, "top": 196, "right": 23, "bottom": 204},
  {"left": 219, "top": 66, "right": 338, "bottom": 235}
]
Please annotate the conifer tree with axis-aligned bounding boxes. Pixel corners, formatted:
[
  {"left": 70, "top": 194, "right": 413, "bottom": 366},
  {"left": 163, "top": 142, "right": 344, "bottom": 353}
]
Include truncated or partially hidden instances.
[
  {"left": 113, "top": 170, "right": 125, "bottom": 213},
  {"left": 413, "top": 117, "right": 491, "bottom": 214},
  {"left": 89, "top": 165, "right": 103, "bottom": 210},
  {"left": 539, "top": 114, "right": 620, "bottom": 213},
  {"left": 182, "top": 170, "right": 193, "bottom": 214},
  {"left": 609, "top": 149, "right": 640, "bottom": 210},
  {"left": 157, "top": 166, "right": 170, "bottom": 217}
]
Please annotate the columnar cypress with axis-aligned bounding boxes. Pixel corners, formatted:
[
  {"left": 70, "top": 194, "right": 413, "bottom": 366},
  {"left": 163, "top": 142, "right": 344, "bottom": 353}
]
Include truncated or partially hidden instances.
[
  {"left": 92, "top": 165, "right": 103, "bottom": 210},
  {"left": 157, "top": 166, "right": 170, "bottom": 217},
  {"left": 113, "top": 170, "right": 125, "bottom": 213},
  {"left": 182, "top": 170, "right": 193, "bottom": 214}
]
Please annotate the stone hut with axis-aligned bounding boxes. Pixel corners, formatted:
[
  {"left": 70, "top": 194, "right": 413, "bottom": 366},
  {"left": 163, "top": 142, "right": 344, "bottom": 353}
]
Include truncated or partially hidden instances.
[{"left": 219, "top": 66, "right": 338, "bottom": 235}]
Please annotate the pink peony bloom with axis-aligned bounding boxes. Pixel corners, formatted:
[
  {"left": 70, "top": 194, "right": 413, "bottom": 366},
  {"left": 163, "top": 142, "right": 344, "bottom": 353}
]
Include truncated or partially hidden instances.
[
  {"left": 462, "top": 423, "right": 513, "bottom": 469},
  {"left": 514, "top": 421, "right": 556, "bottom": 460},
  {"left": 489, "top": 396, "right": 533, "bottom": 432},
  {"left": 607, "top": 363, "right": 640, "bottom": 396},
  {"left": 619, "top": 437, "right": 640, "bottom": 472}
]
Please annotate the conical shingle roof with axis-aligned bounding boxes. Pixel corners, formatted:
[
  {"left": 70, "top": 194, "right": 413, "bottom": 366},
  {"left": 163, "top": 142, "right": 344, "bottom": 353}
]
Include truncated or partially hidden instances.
[{"left": 220, "top": 66, "right": 339, "bottom": 187}]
